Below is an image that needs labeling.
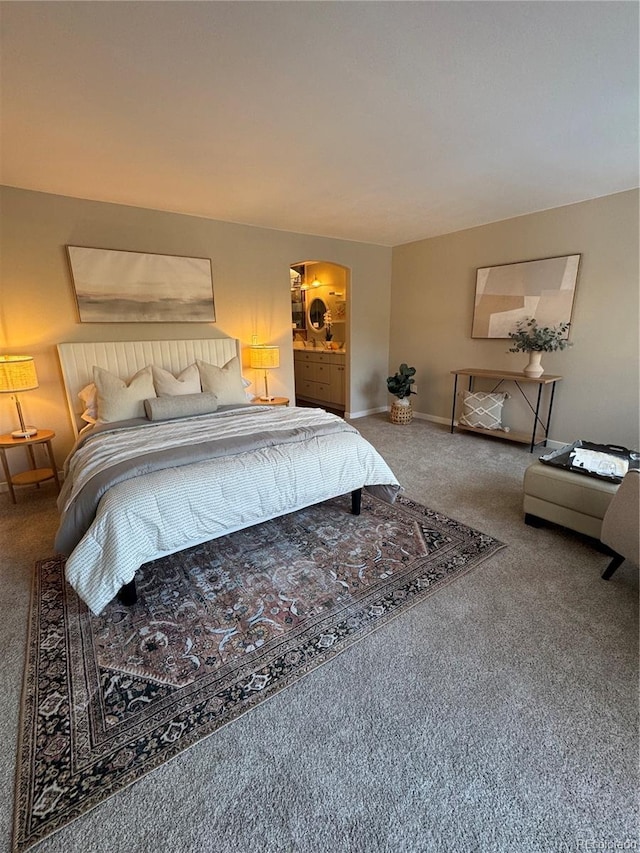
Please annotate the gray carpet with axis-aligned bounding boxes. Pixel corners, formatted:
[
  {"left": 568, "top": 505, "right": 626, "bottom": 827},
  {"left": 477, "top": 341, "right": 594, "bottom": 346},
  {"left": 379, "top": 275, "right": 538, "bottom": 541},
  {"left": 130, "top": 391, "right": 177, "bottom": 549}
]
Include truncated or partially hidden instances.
[{"left": 1, "top": 416, "right": 637, "bottom": 853}]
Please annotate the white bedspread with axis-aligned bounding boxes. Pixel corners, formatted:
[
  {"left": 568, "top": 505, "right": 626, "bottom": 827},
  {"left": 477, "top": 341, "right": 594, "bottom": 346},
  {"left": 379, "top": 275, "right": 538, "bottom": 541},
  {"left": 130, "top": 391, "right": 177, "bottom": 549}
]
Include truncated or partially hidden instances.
[
  {"left": 61, "top": 407, "right": 400, "bottom": 615},
  {"left": 59, "top": 405, "right": 352, "bottom": 513}
]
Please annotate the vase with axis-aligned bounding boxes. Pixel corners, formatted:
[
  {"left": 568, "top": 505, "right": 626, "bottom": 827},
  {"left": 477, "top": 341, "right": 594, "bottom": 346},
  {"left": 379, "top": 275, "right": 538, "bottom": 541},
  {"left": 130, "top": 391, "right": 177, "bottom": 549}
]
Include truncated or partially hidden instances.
[
  {"left": 523, "top": 351, "right": 544, "bottom": 378},
  {"left": 390, "top": 397, "right": 413, "bottom": 424}
]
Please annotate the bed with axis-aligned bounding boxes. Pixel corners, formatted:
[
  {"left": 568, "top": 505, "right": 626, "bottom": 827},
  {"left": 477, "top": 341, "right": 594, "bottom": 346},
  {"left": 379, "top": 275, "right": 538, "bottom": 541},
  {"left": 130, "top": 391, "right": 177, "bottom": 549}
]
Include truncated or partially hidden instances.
[{"left": 55, "top": 338, "right": 401, "bottom": 615}]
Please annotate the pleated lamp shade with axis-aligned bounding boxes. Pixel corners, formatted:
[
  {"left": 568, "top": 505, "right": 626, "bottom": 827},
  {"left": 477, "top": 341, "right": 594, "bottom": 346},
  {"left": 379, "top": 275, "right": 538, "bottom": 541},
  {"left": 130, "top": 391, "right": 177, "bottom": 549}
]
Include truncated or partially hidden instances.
[
  {"left": 249, "top": 345, "right": 280, "bottom": 401},
  {"left": 249, "top": 346, "right": 280, "bottom": 370},
  {"left": 0, "top": 355, "right": 39, "bottom": 393},
  {"left": 0, "top": 355, "right": 39, "bottom": 437}
]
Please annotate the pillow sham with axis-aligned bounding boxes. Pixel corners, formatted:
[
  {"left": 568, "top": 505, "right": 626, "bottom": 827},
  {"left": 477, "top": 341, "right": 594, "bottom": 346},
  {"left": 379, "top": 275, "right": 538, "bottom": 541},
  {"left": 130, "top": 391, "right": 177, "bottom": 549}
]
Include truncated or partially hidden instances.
[
  {"left": 197, "top": 357, "right": 248, "bottom": 406},
  {"left": 80, "top": 409, "right": 98, "bottom": 426},
  {"left": 152, "top": 363, "right": 201, "bottom": 396},
  {"left": 78, "top": 383, "right": 98, "bottom": 423},
  {"left": 93, "top": 365, "right": 156, "bottom": 423},
  {"left": 458, "top": 390, "right": 510, "bottom": 432},
  {"left": 241, "top": 375, "right": 256, "bottom": 401},
  {"left": 144, "top": 392, "right": 218, "bottom": 422}
]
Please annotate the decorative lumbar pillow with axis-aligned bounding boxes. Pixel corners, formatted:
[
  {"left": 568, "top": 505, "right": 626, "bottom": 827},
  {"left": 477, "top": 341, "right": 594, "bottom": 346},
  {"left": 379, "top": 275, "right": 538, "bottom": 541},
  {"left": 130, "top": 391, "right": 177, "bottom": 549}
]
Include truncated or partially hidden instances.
[
  {"left": 78, "top": 383, "right": 98, "bottom": 424},
  {"left": 458, "top": 390, "right": 510, "bottom": 431},
  {"left": 144, "top": 392, "right": 218, "bottom": 422},
  {"left": 93, "top": 365, "right": 156, "bottom": 423},
  {"left": 197, "top": 357, "right": 248, "bottom": 406},
  {"left": 152, "top": 364, "right": 201, "bottom": 397}
]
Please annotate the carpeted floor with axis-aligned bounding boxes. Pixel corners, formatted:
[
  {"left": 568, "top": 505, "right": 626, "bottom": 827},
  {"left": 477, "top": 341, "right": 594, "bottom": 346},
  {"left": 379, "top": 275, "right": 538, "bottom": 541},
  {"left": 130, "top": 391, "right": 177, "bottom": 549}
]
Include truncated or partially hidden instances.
[
  {"left": 1, "top": 416, "right": 638, "bottom": 853},
  {"left": 14, "top": 494, "right": 505, "bottom": 852}
]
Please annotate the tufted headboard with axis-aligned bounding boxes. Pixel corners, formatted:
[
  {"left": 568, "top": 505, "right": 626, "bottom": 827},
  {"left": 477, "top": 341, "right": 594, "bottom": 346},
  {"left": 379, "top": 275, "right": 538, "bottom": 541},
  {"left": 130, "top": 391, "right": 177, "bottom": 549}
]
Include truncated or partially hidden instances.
[{"left": 57, "top": 338, "right": 240, "bottom": 435}]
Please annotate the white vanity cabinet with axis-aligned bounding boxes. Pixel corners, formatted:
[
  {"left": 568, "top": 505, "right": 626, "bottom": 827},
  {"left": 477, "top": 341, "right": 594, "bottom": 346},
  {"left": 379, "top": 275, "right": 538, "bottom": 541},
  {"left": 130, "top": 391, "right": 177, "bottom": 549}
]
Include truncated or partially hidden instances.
[{"left": 294, "top": 350, "right": 345, "bottom": 409}]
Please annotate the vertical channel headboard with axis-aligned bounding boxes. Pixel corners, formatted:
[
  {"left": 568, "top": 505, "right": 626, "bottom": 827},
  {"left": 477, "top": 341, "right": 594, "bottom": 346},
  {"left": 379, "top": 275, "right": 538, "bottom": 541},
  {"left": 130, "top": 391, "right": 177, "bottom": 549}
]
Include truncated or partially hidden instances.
[{"left": 57, "top": 338, "right": 240, "bottom": 435}]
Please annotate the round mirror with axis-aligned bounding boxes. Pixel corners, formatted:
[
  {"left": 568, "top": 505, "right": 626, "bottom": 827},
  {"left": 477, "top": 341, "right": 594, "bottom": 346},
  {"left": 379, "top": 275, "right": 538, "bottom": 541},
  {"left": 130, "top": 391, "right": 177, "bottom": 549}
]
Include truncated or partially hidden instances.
[{"left": 308, "top": 297, "right": 327, "bottom": 330}]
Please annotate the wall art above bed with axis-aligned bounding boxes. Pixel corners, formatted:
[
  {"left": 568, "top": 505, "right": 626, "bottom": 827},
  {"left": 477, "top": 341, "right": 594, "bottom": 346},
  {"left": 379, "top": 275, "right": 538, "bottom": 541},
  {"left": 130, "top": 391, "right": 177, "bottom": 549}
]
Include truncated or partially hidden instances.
[
  {"left": 471, "top": 254, "right": 580, "bottom": 339},
  {"left": 66, "top": 246, "right": 215, "bottom": 323}
]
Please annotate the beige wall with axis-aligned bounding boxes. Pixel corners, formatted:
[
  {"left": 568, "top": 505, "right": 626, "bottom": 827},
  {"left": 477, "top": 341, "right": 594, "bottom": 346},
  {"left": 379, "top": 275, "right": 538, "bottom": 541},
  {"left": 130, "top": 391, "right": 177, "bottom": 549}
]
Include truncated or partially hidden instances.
[
  {"left": 3, "top": 185, "right": 636, "bottom": 479},
  {"left": 390, "top": 190, "right": 639, "bottom": 449},
  {"left": 0, "top": 187, "right": 392, "bottom": 469}
]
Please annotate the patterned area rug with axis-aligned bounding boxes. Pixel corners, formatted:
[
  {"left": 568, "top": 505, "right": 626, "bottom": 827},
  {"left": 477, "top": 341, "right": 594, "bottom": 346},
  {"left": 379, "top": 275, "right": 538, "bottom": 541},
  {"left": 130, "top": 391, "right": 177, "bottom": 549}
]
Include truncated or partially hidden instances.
[{"left": 14, "top": 493, "right": 505, "bottom": 852}]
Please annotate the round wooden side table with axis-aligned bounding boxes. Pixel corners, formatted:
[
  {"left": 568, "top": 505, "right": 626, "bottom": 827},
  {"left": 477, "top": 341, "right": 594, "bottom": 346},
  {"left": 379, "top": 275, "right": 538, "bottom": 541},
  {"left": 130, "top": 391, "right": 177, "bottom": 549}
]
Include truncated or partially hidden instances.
[
  {"left": 0, "top": 429, "right": 61, "bottom": 504},
  {"left": 250, "top": 397, "right": 290, "bottom": 407}
]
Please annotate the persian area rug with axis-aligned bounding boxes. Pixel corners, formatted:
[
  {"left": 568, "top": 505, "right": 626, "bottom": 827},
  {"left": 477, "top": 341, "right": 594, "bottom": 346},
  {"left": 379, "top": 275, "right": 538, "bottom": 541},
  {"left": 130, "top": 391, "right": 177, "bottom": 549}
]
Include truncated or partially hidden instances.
[{"left": 14, "top": 493, "right": 505, "bottom": 852}]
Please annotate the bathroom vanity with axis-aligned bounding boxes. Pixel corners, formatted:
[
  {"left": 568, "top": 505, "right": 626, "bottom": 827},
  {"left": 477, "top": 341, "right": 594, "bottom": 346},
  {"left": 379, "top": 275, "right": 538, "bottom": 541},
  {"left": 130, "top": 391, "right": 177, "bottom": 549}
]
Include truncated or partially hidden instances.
[{"left": 294, "top": 347, "right": 346, "bottom": 410}]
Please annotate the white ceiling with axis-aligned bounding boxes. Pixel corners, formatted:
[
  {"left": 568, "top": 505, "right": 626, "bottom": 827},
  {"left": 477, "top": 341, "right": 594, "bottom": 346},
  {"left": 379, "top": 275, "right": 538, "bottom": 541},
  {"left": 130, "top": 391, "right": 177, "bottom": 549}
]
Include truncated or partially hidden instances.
[{"left": 1, "top": 1, "right": 638, "bottom": 246}]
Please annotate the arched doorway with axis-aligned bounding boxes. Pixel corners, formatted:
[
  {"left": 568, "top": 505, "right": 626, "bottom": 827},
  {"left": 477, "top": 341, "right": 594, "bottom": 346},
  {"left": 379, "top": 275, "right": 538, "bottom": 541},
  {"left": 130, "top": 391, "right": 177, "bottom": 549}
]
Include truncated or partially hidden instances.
[{"left": 290, "top": 260, "right": 349, "bottom": 416}]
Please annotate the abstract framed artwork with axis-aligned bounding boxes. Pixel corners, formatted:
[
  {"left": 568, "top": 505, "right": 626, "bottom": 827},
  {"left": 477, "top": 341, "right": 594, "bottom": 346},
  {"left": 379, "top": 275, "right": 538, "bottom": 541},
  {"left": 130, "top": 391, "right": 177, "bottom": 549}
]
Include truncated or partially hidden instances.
[
  {"left": 471, "top": 254, "right": 580, "bottom": 339},
  {"left": 66, "top": 246, "right": 215, "bottom": 323}
]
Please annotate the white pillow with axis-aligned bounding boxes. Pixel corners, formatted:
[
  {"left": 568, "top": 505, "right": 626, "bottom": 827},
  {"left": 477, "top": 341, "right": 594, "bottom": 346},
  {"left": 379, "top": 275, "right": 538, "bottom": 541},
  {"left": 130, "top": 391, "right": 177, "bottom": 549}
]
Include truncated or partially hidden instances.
[
  {"left": 152, "top": 364, "right": 201, "bottom": 396},
  {"left": 197, "top": 357, "right": 248, "bottom": 406},
  {"left": 80, "top": 410, "right": 97, "bottom": 426},
  {"left": 241, "top": 375, "right": 256, "bottom": 401},
  {"left": 78, "top": 383, "right": 98, "bottom": 423},
  {"left": 93, "top": 365, "right": 156, "bottom": 423}
]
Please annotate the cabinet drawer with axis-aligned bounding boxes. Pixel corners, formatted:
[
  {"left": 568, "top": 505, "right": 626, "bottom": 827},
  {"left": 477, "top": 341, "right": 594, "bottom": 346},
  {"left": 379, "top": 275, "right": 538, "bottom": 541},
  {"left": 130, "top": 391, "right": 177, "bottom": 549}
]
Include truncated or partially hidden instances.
[
  {"left": 315, "top": 382, "right": 331, "bottom": 403},
  {"left": 295, "top": 350, "right": 318, "bottom": 363},
  {"left": 315, "top": 363, "right": 331, "bottom": 382},
  {"left": 294, "top": 349, "right": 344, "bottom": 365},
  {"left": 296, "top": 380, "right": 331, "bottom": 404},
  {"left": 298, "top": 362, "right": 317, "bottom": 382},
  {"left": 298, "top": 380, "right": 318, "bottom": 398}
]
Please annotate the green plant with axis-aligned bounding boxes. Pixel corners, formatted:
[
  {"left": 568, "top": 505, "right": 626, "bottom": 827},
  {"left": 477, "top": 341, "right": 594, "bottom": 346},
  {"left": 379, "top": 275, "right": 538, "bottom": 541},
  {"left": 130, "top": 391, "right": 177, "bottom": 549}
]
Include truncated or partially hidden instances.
[
  {"left": 507, "top": 318, "right": 573, "bottom": 353},
  {"left": 387, "top": 363, "right": 416, "bottom": 398}
]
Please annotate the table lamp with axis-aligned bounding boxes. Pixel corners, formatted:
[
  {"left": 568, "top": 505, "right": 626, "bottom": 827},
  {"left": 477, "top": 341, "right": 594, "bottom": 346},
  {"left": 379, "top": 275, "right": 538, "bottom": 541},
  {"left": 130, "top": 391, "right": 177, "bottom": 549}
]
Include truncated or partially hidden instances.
[
  {"left": 0, "top": 355, "right": 39, "bottom": 438},
  {"left": 249, "top": 345, "right": 280, "bottom": 401}
]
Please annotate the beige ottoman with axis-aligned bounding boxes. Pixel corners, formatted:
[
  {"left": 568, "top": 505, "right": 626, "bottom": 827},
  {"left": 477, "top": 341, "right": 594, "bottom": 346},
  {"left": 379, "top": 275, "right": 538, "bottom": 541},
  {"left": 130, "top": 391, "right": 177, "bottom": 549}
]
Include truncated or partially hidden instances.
[{"left": 523, "top": 461, "right": 619, "bottom": 539}]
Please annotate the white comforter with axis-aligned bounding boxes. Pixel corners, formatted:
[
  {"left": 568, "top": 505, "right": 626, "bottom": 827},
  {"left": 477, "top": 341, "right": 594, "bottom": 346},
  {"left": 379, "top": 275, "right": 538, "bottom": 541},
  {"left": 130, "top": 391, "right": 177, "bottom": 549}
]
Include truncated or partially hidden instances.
[{"left": 61, "top": 406, "right": 400, "bottom": 615}]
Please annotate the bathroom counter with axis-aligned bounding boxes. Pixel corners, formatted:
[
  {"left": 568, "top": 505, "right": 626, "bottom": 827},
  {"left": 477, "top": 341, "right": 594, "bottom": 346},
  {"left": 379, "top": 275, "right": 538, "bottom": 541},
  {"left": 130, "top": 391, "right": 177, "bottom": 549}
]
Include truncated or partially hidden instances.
[{"left": 293, "top": 343, "right": 346, "bottom": 354}]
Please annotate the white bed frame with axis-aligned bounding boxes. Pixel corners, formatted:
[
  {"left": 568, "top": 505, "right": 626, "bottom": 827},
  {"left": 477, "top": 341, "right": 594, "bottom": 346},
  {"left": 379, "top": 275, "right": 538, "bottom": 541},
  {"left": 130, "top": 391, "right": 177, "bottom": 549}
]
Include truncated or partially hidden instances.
[
  {"left": 57, "top": 338, "right": 240, "bottom": 435},
  {"left": 55, "top": 336, "right": 379, "bottom": 614}
]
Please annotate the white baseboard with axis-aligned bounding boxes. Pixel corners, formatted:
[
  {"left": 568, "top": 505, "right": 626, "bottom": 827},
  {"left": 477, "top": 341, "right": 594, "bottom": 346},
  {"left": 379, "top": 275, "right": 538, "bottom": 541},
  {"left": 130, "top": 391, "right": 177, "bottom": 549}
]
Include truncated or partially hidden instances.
[
  {"left": 347, "top": 406, "right": 388, "bottom": 420},
  {"left": 412, "top": 411, "right": 451, "bottom": 426},
  {"left": 373, "top": 407, "right": 570, "bottom": 448},
  {"left": 349, "top": 407, "right": 452, "bottom": 426}
]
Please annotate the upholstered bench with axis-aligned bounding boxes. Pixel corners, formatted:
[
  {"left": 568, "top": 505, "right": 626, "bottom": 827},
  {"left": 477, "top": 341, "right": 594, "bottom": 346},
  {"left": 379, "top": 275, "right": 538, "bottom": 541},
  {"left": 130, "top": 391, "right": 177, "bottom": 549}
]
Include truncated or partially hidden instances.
[{"left": 523, "top": 461, "right": 619, "bottom": 539}]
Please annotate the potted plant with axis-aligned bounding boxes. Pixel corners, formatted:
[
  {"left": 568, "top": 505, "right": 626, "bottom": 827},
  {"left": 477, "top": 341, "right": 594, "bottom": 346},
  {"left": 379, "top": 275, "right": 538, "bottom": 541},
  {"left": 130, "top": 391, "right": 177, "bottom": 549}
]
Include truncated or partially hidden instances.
[
  {"left": 507, "top": 318, "right": 572, "bottom": 377},
  {"left": 387, "top": 363, "right": 416, "bottom": 423}
]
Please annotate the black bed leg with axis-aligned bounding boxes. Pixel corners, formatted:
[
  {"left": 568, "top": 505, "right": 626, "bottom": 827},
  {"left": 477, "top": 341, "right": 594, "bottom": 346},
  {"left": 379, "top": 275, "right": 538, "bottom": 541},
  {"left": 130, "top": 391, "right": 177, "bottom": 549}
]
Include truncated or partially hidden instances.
[
  {"left": 602, "top": 553, "right": 624, "bottom": 580},
  {"left": 117, "top": 578, "right": 138, "bottom": 606},
  {"left": 351, "top": 488, "right": 362, "bottom": 516}
]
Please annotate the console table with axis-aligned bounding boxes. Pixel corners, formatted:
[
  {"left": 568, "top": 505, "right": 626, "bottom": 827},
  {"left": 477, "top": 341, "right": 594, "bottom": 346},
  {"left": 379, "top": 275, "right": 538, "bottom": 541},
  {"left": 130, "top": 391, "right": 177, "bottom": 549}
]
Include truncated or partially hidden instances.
[{"left": 450, "top": 368, "right": 562, "bottom": 452}]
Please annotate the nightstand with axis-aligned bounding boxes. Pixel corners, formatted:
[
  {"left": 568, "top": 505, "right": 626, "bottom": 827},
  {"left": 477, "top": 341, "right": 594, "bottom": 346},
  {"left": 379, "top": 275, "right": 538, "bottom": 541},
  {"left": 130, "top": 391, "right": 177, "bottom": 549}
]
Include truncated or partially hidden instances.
[
  {"left": 250, "top": 397, "right": 290, "bottom": 407},
  {"left": 0, "top": 430, "right": 61, "bottom": 504}
]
